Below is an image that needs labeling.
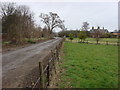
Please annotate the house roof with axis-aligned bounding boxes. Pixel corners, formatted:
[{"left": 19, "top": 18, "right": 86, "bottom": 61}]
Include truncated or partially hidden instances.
[{"left": 90, "top": 29, "right": 108, "bottom": 33}]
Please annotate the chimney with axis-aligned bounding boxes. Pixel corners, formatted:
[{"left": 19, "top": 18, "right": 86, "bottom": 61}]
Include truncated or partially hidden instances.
[
  {"left": 103, "top": 27, "right": 104, "bottom": 30},
  {"left": 98, "top": 26, "right": 100, "bottom": 29}
]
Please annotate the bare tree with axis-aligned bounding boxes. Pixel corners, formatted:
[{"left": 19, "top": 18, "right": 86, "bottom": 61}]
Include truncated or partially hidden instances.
[
  {"left": 1, "top": 3, "right": 35, "bottom": 44},
  {"left": 0, "top": 3, "right": 16, "bottom": 17},
  {"left": 92, "top": 27, "right": 103, "bottom": 44},
  {"left": 0, "top": 3, "right": 16, "bottom": 34},
  {"left": 17, "top": 5, "right": 35, "bottom": 40},
  {"left": 81, "top": 22, "right": 89, "bottom": 31},
  {"left": 39, "top": 12, "right": 65, "bottom": 38}
]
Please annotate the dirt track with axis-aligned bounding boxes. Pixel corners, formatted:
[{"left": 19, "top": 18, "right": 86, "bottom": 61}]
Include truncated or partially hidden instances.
[{"left": 2, "top": 37, "right": 62, "bottom": 88}]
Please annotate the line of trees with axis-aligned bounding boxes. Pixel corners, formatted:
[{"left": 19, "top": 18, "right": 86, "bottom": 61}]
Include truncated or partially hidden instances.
[
  {"left": 1, "top": 3, "right": 35, "bottom": 44},
  {"left": 0, "top": 3, "right": 65, "bottom": 44},
  {"left": 58, "top": 21, "right": 116, "bottom": 44},
  {"left": 68, "top": 31, "right": 87, "bottom": 42},
  {"left": 66, "top": 30, "right": 114, "bottom": 44},
  {"left": 58, "top": 22, "right": 90, "bottom": 38}
]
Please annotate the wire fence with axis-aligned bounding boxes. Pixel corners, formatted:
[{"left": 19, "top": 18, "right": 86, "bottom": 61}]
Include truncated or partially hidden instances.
[
  {"left": 79, "top": 40, "right": 120, "bottom": 46},
  {"left": 32, "top": 38, "right": 64, "bottom": 89},
  {"left": 66, "top": 38, "right": 119, "bottom": 46}
]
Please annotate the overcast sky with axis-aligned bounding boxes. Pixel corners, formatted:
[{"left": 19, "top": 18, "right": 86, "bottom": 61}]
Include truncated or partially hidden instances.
[
  {"left": 17, "top": 2, "right": 118, "bottom": 32},
  {"left": 118, "top": 1, "right": 120, "bottom": 30}
]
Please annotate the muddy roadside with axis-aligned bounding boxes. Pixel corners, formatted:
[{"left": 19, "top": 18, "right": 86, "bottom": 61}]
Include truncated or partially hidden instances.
[{"left": 48, "top": 42, "right": 65, "bottom": 88}]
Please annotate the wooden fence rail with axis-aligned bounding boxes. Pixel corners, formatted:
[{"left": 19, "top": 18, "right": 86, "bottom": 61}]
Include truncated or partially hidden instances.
[
  {"left": 78, "top": 40, "right": 119, "bottom": 46},
  {"left": 32, "top": 38, "right": 64, "bottom": 89}
]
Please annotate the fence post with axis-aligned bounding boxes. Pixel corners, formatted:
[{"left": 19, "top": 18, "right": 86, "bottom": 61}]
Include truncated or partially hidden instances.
[
  {"left": 87, "top": 40, "right": 88, "bottom": 44},
  {"left": 39, "top": 62, "right": 44, "bottom": 88},
  {"left": 106, "top": 41, "right": 108, "bottom": 45},
  {"left": 117, "top": 42, "right": 119, "bottom": 46},
  {"left": 56, "top": 46, "right": 58, "bottom": 59},
  {"left": 47, "top": 61, "right": 50, "bottom": 86},
  {"left": 58, "top": 44, "right": 60, "bottom": 60}
]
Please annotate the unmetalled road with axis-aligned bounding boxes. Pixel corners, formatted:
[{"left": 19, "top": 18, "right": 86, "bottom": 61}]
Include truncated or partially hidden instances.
[{"left": 2, "top": 37, "right": 62, "bottom": 88}]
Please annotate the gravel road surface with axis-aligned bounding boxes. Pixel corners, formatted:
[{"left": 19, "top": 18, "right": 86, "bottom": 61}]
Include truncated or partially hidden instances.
[{"left": 2, "top": 37, "right": 62, "bottom": 88}]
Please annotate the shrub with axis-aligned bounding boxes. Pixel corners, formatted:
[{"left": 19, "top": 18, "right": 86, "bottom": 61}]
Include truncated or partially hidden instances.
[
  {"left": 78, "top": 31, "right": 87, "bottom": 42},
  {"left": 27, "top": 39, "right": 36, "bottom": 44},
  {"left": 69, "top": 33, "right": 74, "bottom": 42}
]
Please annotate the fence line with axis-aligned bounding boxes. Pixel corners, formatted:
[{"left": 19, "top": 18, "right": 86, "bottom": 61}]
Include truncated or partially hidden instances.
[
  {"left": 32, "top": 38, "right": 64, "bottom": 89},
  {"left": 78, "top": 40, "right": 119, "bottom": 46}
]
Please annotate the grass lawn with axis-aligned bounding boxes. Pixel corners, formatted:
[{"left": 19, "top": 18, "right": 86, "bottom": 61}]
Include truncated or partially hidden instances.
[{"left": 58, "top": 42, "right": 118, "bottom": 88}]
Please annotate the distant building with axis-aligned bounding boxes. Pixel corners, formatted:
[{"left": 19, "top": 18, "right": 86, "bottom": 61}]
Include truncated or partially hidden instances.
[
  {"left": 111, "top": 30, "right": 120, "bottom": 38},
  {"left": 90, "top": 26, "right": 108, "bottom": 38}
]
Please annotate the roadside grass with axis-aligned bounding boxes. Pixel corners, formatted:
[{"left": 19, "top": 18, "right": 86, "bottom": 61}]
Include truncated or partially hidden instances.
[
  {"left": 2, "top": 37, "right": 50, "bottom": 52},
  {"left": 58, "top": 42, "right": 118, "bottom": 88},
  {"left": 2, "top": 37, "right": 48, "bottom": 45},
  {"left": 25, "top": 37, "right": 48, "bottom": 43}
]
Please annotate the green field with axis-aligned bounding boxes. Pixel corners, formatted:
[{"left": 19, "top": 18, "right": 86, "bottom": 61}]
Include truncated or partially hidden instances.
[{"left": 58, "top": 42, "right": 118, "bottom": 88}]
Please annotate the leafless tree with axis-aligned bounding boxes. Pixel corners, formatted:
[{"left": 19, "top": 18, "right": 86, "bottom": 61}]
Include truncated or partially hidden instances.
[
  {"left": 92, "top": 27, "right": 103, "bottom": 44},
  {"left": 16, "top": 5, "right": 35, "bottom": 40},
  {"left": 39, "top": 12, "right": 65, "bottom": 38},
  {"left": 0, "top": 3, "right": 16, "bottom": 34},
  {"left": 1, "top": 3, "right": 36, "bottom": 44},
  {"left": 81, "top": 22, "right": 89, "bottom": 31}
]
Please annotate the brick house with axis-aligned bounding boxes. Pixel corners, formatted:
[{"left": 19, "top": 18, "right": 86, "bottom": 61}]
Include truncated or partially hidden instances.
[
  {"left": 90, "top": 27, "right": 108, "bottom": 38},
  {"left": 111, "top": 30, "right": 120, "bottom": 38}
]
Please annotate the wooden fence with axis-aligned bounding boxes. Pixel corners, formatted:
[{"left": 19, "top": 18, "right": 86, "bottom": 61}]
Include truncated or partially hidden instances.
[
  {"left": 66, "top": 38, "right": 119, "bottom": 46},
  {"left": 78, "top": 40, "right": 120, "bottom": 46},
  {"left": 32, "top": 38, "right": 64, "bottom": 89},
  {"left": 86, "top": 41, "right": 120, "bottom": 46}
]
